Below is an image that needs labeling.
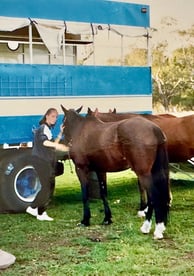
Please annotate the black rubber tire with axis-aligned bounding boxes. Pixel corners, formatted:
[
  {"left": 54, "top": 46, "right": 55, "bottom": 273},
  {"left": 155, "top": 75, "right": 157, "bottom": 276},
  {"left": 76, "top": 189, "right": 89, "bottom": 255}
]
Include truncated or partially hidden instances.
[{"left": 0, "top": 148, "right": 51, "bottom": 213}]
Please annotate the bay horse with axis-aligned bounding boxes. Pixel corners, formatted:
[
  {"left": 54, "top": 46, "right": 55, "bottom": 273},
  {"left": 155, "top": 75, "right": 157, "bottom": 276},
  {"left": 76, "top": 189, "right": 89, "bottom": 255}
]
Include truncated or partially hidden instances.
[
  {"left": 87, "top": 108, "right": 194, "bottom": 216},
  {"left": 61, "top": 105, "right": 171, "bottom": 239}
]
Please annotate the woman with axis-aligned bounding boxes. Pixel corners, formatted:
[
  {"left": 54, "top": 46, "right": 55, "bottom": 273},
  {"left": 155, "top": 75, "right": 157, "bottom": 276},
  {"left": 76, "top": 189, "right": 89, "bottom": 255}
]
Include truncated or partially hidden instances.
[{"left": 26, "top": 108, "right": 68, "bottom": 221}]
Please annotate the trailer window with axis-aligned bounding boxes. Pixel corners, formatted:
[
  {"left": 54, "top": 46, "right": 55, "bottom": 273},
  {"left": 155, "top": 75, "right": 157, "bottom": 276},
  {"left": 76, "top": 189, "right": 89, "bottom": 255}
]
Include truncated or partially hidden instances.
[
  {"left": 0, "top": 43, "right": 24, "bottom": 63},
  {"left": 0, "top": 17, "right": 149, "bottom": 66}
]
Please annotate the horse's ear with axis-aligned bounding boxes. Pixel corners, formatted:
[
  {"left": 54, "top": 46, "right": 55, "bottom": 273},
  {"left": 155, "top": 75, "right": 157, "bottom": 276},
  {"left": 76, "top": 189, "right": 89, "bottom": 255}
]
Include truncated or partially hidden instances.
[
  {"left": 112, "top": 108, "right": 116, "bottom": 114},
  {"left": 61, "top": 104, "right": 67, "bottom": 114},
  {"left": 76, "top": 106, "right": 83, "bottom": 113},
  {"left": 87, "top": 107, "right": 92, "bottom": 115},
  {"left": 94, "top": 108, "right": 99, "bottom": 117}
]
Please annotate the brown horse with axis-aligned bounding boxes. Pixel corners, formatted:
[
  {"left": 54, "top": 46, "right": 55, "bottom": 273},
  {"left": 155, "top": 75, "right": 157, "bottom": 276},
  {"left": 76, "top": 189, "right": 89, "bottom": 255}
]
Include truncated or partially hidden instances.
[
  {"left": 88, "top": 108, "right": 176, "bottom": 120},
  {"left": 61, "top": 105, "right": 171, "bottom": 239},
  {"left": 87, "top": 108, "right": 193, "bottom": 215},
  {"left": 87, "top": 108, "right": 194, "bottom": 162}
]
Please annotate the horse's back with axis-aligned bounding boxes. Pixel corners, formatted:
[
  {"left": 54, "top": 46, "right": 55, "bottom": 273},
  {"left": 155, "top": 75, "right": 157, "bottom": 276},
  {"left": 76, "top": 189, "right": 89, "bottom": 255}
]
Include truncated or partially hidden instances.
[{"left": 117, "top": 117, "right": 166, "bottom": 146}]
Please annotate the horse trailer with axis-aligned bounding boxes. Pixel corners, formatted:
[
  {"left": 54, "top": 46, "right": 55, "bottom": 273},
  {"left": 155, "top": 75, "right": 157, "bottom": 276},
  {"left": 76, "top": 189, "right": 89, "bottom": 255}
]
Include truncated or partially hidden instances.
[{"left": 0, "top": 0, "right": 151, "bottom": 212}]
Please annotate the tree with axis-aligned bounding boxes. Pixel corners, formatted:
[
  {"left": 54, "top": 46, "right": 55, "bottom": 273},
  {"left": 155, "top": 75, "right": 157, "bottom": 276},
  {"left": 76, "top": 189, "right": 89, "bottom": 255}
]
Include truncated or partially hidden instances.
[
  {"left": 105, "top": 19, "right": 194, "bottom": 112},
  {"left": 107, "top": 48, "right": 147, "bottom": 66},
  {"left": 152, "top": 25, "right": 194, "bottom": 111},
  {"left": 152, "top": 42, "right": 183, "bottom": 111},
  {"left": 170, "top": 46, "right": 194, "bottom": 110}
]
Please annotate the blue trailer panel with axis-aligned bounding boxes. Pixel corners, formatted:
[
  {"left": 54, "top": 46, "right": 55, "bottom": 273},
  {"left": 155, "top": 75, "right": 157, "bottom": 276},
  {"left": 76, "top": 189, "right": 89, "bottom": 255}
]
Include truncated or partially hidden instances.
[
  {"left": 0, "top": 64, "right": 152, "bottom": 145},
  {"left": 0, "top": 0, "right": 152, "bottom": 213},
  {"left": 0, "top": 64, "right": 151, "bottom": 97},
  {"left": 0, "top": 0, "right": 150, "bottom": 27}
]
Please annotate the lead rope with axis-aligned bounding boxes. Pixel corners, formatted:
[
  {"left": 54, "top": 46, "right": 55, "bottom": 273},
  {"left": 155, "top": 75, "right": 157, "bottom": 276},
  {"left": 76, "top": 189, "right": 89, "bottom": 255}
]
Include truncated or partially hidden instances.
[
  {"left": 67, "top": 140, "right": 73, "bottom": 174},
  {"left": 67, "top": 151, "right": 73, "bottom": 174}
]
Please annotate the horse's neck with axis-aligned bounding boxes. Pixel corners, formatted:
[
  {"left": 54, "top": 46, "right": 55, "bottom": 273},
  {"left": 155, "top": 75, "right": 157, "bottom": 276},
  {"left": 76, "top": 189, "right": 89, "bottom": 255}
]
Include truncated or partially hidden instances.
[{"left": 98, "top": 113, "right": 128, "bottom": 121}]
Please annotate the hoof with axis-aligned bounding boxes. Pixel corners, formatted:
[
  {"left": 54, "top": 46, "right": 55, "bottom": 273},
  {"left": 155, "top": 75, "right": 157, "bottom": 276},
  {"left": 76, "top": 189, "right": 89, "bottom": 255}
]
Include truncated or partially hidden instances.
[
  {"left": 137, "top": 207, "right": 148, "bottom": 218},
  {"left": 102, "top": 219, "right": 113, "bottom": 225},
  {"left": 77, "top": 222, "right": 87, "bottom": 227},
  {"left": 77, "top": 220, "right": 90, "bottom": 227},
  {"left": 137, "top": 210, "right": 146, "bottom": 218},
  {"left": 140, "top": 220, "right": 152, "bottom": 234},
  {"left": 153, "top": 223, "right": 166, "bottom": 240},
  {"left": 154, "top": 233, "right": 164, "bottom": 240}
]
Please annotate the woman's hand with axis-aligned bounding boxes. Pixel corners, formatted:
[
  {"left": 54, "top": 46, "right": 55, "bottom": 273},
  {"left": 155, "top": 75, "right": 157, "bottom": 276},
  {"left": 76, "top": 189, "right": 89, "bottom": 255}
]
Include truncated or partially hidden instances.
[
  {"left": 60, "top": 124, "right": 65, "bottom": 133},
  {"left": 55, "top": 124, "right": 65, "bottom": 142}
]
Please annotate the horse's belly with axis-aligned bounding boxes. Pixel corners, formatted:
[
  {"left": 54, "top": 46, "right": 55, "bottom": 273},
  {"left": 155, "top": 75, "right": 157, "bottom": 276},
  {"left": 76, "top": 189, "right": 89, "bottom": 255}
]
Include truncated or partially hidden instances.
[
  {"left": 168, "top": 145, "right": 194, "bottom": 162},
  {"left": 89, "top": 153, "right": 131, "bottom": 172}
]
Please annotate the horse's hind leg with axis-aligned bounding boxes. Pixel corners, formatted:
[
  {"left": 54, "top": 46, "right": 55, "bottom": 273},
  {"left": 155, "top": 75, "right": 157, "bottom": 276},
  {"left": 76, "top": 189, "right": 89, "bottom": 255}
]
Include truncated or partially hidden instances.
[
  {"left": 97, "top": 172, "right": 112, "bottom": 225},
  {"left": 137, "top": 178, "right": 148, "bottom": 218},
  {"left": 153, "top": 196, "right": 169, "bottom": 239},
  {"left": 152, "top": 144, "right": 170, "bottom": 239},
  {"left": 140, "top": 195, "right": 153, "bottom": 234},
  {"left": 138, "top": 175, "right": 153, "bottom": 234}
]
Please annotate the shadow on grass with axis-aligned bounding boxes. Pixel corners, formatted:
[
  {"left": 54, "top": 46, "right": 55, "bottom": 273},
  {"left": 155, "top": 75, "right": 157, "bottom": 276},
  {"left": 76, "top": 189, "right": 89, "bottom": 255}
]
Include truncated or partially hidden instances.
[
  {"left": 171, "top": 179, "right": 194, "bottom": 189},
  {"left": 53, "top": 164, "right": 194, "bottom": 220},
  {"left": 53, "top": 175, "right": 139, "bottom": 208}
]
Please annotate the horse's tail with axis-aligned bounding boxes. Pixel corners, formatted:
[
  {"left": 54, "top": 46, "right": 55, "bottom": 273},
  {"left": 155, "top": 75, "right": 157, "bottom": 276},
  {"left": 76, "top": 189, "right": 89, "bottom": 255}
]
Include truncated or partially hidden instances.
[{"left": 151, "top": 142, "right": 171, "bottom": 225}]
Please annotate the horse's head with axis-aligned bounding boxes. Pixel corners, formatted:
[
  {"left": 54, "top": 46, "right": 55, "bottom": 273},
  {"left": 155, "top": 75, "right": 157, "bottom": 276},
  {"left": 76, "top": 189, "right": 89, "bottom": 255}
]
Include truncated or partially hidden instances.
[
  {"left": 109, "top": 108, "right": 116, "bottom": 114},
  {"left": 87, "top": 107, "right": 116, "bottom": 116},
  {"left": 87, "top": 107, "right": 99, "bottom": 118},
  {"left": 86, "top": 107, "right": 118, "bottom": 122},
  {"left": 60, "top": 105, "right": 83, "bottom": 144}
]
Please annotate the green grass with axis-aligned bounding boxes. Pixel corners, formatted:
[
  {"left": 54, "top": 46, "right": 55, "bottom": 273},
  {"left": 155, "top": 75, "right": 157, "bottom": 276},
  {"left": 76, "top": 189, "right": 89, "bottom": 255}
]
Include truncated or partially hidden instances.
[{"left": 1, "top": 161, "right": 194, "bottom": 275}]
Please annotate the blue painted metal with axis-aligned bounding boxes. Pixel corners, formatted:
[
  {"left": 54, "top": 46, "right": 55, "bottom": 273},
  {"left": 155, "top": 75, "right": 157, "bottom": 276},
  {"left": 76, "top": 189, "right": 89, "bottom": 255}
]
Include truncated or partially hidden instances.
[
  {"left": 0, "top": 64, "right": 151, "bottom": 97},
  {"left": 0, "top": 0, "right": 150, "bottom": 27},
  {"left": 0, "top": 1, "right": 151, "bottom": 145},
  {"left": 0, "top": 110, "right": 152, "bottom": 145},
  {"left": 0, "top": 115, "right": 64, "bottom": 145}
]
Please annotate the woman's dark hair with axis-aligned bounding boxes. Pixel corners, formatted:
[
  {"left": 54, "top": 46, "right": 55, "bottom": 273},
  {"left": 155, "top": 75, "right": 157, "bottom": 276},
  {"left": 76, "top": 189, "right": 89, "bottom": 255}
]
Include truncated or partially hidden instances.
[{"left": 39, "top": 108, "right": 58, "bottom": 125}]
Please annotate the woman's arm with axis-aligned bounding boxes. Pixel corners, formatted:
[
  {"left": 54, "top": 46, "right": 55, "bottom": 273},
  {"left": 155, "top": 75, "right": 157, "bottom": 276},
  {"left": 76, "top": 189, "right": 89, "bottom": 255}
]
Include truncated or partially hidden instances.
[{"left": 43, "top": 140, "right": 69, "bottom": 152}]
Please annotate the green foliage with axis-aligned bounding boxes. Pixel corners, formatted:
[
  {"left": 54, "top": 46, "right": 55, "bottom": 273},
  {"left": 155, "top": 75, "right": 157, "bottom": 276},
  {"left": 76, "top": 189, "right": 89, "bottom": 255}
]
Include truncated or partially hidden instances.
[
  {"left": 152, "top": 26, "right": 194, "bottom": 111},
  {"left": 117, "top": 21, "right": 194, "bottom": 112},
  {"left": 107, "top": 48, "right": 147, "bottom": 66},
  {"left": 123, "top": 48, "right": 147, "bottom": 66}
]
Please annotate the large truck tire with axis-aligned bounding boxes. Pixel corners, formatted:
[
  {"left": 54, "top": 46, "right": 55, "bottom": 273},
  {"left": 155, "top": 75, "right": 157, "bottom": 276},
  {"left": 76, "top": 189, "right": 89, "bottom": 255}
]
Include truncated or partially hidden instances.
[{"left": 0, "top": 148, "right": 51, "bottom": 213}]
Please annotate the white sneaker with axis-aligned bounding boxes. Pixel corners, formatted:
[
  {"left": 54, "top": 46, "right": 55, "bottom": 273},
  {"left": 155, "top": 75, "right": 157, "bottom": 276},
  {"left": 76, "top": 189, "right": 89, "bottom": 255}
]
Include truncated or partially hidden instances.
[
  {"left": 37, "top": 211, "right": 53, "bottom": 221},
  {"left": 26, "top": 206, "right": 38, "bottom": 217}
]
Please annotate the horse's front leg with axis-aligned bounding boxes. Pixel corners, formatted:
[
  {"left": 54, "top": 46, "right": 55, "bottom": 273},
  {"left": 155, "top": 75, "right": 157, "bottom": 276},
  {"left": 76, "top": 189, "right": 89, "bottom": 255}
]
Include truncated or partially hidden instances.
[
  {"left": 97, "top": 172, "right": 112, "bottom": 225},
  {"left": 75, "top": 166, "right": 91, "bottom": 226}
]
